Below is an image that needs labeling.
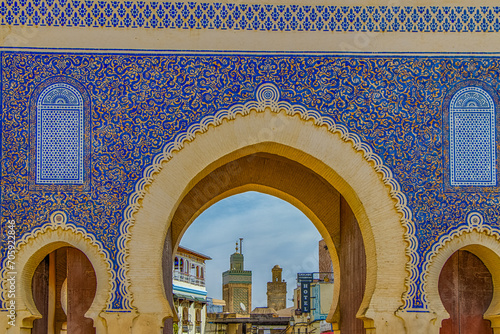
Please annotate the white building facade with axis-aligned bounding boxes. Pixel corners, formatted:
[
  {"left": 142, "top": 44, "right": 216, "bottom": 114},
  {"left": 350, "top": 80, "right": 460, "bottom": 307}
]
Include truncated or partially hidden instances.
[{"left": 173, "top": 246, "right": 212, "bottom": 334}]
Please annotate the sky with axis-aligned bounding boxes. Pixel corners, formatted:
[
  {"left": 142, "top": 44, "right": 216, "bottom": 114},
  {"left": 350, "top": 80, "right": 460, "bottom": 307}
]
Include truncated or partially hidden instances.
[{"left": 180, "top": 191, "right": 323, "bottom": 309}]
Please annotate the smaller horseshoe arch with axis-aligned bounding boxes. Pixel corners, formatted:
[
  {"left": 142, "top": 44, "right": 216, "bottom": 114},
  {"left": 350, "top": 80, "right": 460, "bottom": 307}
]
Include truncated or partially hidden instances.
[
  {"left": 32, "top": 246, "right": 97, "bottom": 334},
  {"left": 6, "top": 222, "right": 112, "bottom": 333},
  {"left": 425, "top": 228, "right": 500, "bottom": 333},
  {"left": 438, "top": 249, "right": 493, "bottom": 333}
]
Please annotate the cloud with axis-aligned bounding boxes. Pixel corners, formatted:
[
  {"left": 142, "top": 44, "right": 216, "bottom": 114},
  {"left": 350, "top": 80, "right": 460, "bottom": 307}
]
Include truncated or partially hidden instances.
[{"left": 181, "top": 191, "right": 323, "bottom": 308}]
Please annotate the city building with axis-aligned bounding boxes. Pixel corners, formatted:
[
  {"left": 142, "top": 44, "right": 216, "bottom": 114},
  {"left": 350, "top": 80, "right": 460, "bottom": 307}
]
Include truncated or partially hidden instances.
[
  {"left": 206, "top": 298, "right": 226, "bottom": 315},
  {"left": 205, "top": 298, "right": 226, "bottom": 334},
  {"left": 287, "top": 240, "right": 335, "bottom": 334},
  {"left": 222, "top": 239, "right": 252, "bottom": 315},
  {"left": 206, "top": 307, "right": 291, "bottom": 334},
  {"left": 266, "top": 265, "right": 287, "bottom": 311},
  {"left": 318, "top": 240, "right": 333, "bottom": 274},
  {"left": 292, "top": 273, "right": 334, "bottom": 334},
  {"left": 173, "top": 246, "right": 212, "bottom": 334},
  {"left": 249, "top": 307, "right": 291, "bottom": 334}
]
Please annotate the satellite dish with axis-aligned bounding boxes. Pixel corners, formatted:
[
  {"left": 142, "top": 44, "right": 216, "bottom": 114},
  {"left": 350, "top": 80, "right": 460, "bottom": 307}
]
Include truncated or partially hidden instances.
[{"left": 240, "top": 302, "right": 246, "bottom": 312}]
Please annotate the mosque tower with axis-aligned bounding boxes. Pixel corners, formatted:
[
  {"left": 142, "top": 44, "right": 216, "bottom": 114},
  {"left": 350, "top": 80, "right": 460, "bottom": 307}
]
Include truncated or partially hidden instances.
[
  {"left": 222, "top": 238, "right": 252, "bottom": 314},
  {"left": 266, "top": 265, "right": 287, "bottom": 311}
]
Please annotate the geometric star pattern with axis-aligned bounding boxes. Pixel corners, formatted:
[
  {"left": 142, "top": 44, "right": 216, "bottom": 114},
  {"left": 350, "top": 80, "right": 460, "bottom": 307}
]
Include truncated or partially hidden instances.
[
  {"left": 450, "top": 87, "right": 496, "bottom": 186},
  {"left": 36, "top": 83, "right": 84, "bottom": 184}
]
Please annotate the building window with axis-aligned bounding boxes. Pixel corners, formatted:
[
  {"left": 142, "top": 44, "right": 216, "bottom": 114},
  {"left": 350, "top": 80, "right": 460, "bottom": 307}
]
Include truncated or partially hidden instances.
[
  {"left": 174, "top": 257, "right": 179, "bottom": 271},
  {"left": 36, "top": 83, "right": 84, "bottom": 185},
  {"left": 183, "top": 307, "right": 189, "bottom": 325},
  {"left": 450, "top": 86, "right": 496, "bottom": 186},
  {"left": 196, "top": 309, "right": 201, "bottom": 323}
]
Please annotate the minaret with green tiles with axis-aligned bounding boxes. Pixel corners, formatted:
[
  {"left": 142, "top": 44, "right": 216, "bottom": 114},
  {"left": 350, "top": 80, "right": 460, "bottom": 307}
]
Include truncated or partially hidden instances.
[{"left": 222, "top": 238, "right": 252, "bottom": 314}]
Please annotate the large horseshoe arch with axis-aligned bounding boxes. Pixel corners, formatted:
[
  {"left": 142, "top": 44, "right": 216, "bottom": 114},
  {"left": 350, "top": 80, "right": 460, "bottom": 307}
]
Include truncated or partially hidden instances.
[{"left": 127, "top": 106, "right": 408, "bottom": 332}]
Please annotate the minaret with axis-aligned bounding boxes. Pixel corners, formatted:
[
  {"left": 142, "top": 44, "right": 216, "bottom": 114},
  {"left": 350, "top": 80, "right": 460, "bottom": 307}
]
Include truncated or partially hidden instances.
[
  {"left": 222, "top": 238, "right": 252, "bottom": 314},
  {"left": 266, "top": 265, "right": 287, "bottom": 311}
]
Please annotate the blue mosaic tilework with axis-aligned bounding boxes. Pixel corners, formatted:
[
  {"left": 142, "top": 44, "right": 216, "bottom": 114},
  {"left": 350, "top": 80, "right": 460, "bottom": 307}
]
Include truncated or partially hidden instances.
[
  {"left": 453, "top": 114, "right": 492, "bottom": 179},
  {"left": 2, "top": 53, "right": 500, "bottom": 310},
  {"left": 2, "top": 1, "right": 500, "bottom": 32},
  {"left": 36, "top": 83, "right": 84, "bottom": 184}
]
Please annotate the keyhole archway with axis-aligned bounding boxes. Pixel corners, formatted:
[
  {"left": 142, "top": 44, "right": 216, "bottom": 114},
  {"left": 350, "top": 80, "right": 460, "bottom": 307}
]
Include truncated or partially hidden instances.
[
  {"left": 166, "top": 152, "right": 368, "bottom": 332},
  {"left": 438, "top": 249, "right": 493, "bottom": 333},
  {"left": 32, "top": 246, "right": 97, "bottom": 334},
  {"left": 425, "top": 230, "right": 500, "bottom": 334},
  {"left": 6, "top": 222, "right": 112, "bottom": 334},
  {"left": 127, "top": 108, "right": 409, "bottom": 333}
]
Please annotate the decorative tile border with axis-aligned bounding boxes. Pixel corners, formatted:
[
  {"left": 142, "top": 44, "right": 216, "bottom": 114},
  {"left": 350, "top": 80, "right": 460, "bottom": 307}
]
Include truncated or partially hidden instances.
[{"left": 2, "top": 1, "right": 500, "bottom": 32}]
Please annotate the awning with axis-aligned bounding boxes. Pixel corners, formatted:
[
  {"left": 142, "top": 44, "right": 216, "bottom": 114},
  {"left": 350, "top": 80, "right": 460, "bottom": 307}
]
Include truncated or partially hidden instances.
[
  {"left": 174, "top": 293, "right": 195, "bottom": 301},
  {"left": 174, "top": 293, "right": 206, "bottom": 303}
]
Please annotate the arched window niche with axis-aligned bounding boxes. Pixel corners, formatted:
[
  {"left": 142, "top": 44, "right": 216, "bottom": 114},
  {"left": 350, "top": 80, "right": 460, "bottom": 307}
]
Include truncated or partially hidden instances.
[
  {"left": 37, "top": 83, "right": 84, "bottom": 184},
  {"left": 29, "top": 77, "right": 90, "bottom": 192},
  {"left": 450, "top": 87, "right": 495, "bottom": 186},
  {"left": 444, "top": 82, "right": 499, "bottom": 191}
]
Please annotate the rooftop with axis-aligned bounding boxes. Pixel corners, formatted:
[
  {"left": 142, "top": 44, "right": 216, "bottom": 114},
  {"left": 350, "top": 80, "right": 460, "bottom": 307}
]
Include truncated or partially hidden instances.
[{"left": 177, "top": 245, "right": 212, "bottom": 261}]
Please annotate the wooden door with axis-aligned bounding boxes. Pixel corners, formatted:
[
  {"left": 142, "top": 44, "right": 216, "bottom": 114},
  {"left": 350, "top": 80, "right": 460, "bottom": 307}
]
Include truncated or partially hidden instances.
[
  {"left": 439, "top": 250, "right": 493, "bottom": 334},
  {"left": 67, "top": 247, "right": 97, "bottom": 334},
  {"left": 32, "top": 255, "right": 50, "bottom": 334},
  {"left": 339, "top": 197, "right": 366, "bottom": 334}
]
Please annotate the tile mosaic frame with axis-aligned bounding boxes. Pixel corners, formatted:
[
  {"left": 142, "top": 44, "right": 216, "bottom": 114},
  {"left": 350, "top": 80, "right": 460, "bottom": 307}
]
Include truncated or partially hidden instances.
[
  {"left": 442, "top": 80, "right": 500, "bottom": 193},
  {"left": 28, "top": 75, "right": 92, "bottom": 192}
]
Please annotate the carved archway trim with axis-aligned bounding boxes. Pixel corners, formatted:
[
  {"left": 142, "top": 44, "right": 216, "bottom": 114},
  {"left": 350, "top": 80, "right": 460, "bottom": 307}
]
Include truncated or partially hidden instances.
[{"left": 123, "top": 82, "right": 412, "bottom": 330}]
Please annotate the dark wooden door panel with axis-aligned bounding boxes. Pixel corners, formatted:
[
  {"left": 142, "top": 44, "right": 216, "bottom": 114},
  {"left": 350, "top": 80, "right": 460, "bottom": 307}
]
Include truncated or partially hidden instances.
[
  {"left": 67, "top": 247, "right": 97, "bottom": 334},
  {"left": 439, "top": 250, "right": 493, "bottom": 334},
  {"left": 32, "top": 256, "right": 50, "bottom": 334},
  {"left": 339, "top": 197, "right": 366, "bottom": 334}
]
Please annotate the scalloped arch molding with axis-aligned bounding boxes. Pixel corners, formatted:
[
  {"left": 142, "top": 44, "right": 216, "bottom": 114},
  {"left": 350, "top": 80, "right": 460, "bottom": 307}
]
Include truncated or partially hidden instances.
[{"left": 118, "top": 82, "right": 418, "bottom": 310}]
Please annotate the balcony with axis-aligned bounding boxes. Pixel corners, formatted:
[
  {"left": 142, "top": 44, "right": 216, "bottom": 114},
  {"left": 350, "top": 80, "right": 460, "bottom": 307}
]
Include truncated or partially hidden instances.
[{"left": 173, "top": 271, "right": 206, "bottom": 287}]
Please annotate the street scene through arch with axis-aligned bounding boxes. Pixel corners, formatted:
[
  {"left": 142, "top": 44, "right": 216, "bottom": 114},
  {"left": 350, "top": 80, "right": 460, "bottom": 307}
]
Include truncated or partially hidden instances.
[{"left": 172, "top": 191, "right": 363, "bottom": 334}]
